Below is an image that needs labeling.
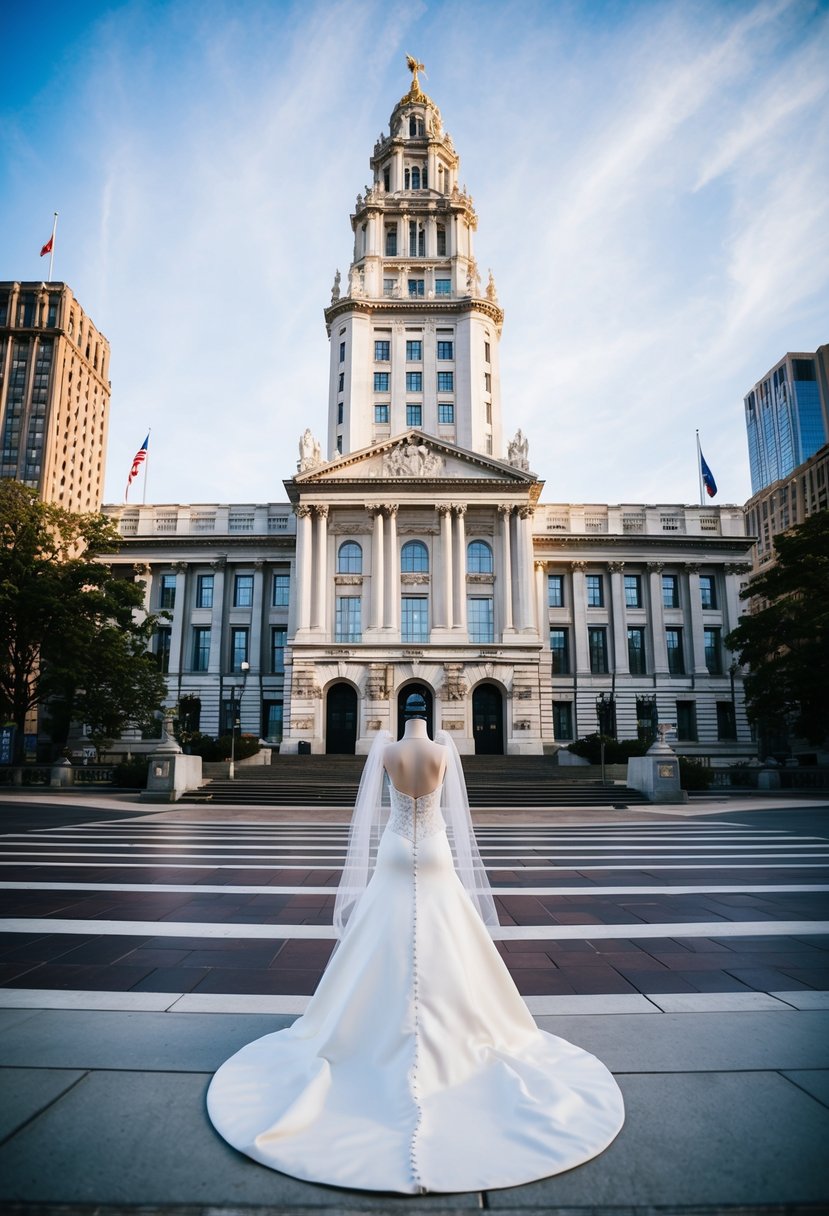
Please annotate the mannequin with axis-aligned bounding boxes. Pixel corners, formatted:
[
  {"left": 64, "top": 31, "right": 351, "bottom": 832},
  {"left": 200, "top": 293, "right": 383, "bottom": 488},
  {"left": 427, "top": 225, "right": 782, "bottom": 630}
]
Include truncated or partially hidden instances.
[{"left": 383, "top": 717, "right": 447, "bottom": 798}]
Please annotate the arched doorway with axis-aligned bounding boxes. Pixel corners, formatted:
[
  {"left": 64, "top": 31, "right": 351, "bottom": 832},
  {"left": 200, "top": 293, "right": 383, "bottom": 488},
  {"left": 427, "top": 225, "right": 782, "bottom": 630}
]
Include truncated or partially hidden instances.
[
  {"left": 473, "top": 684, "right": 504, "bottom": 754},
  {"left": 326, "top": 684, "right": 358, "bottom": 754},
  {"left": 397, "top": 683, "right": 434, "bottom": 739}
]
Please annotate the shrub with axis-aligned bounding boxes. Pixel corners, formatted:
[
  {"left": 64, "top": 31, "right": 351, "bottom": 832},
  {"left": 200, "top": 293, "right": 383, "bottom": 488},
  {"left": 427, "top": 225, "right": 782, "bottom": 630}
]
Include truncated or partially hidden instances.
[
  {"left": 678, "top": 756, "right": 713, "bottom": 790},
  {"left": 112, "top": 757, "right": 149, "bottom": 789},
  {"left": 568, "top": 734, "right": 649, "bottom": 765}
]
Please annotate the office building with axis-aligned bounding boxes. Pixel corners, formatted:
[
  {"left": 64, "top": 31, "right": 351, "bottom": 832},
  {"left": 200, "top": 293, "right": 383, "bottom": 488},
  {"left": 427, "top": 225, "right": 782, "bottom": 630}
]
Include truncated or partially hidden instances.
[{"left": 744, "top": 345, "right": 829, "bottom": 496}]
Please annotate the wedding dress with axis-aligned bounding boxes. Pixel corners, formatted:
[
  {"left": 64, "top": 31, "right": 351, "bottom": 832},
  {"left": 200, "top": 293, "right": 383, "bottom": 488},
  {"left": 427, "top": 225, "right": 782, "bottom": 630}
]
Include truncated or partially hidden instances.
[{"left": 207, "top": 736, "right": 624, "bottom": 1194}]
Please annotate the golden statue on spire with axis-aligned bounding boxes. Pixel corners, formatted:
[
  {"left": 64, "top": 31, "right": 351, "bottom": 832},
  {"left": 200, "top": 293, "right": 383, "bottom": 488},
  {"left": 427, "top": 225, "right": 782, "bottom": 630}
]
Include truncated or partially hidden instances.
[{"left": 405, "top": 54, "right": 426, "bottom": 98}]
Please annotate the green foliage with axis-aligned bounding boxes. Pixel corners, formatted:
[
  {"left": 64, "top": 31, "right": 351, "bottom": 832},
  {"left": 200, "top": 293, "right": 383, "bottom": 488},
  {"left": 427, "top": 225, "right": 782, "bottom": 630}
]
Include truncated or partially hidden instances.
[
  {"left": 567, "top": 734, "right": 649, "bottom": 764},
  {"left": 112, "top": 757, "right": 149, "bottom": 789},
  {"left": 726, "top": 511, "right": 829, "bottom": 746},
  {"left": 678, "top": 756, "right": 713, "bottom": 790},
  {"left": 186, "top": 733, "right": 260, "bottom": 761},
  {"left": 0, "top": 482, "right": 168, "bottom": 759}
]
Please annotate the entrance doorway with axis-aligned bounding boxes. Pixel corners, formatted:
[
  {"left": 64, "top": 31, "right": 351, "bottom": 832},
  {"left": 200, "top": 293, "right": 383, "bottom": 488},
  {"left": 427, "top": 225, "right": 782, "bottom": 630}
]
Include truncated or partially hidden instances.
[
  {"left": 397, "top": 683, "right": 434, "bottom": 739},
  {"left": 326, "top": 684, "right": 358, "bottom": 754},
  {"left": 472, "top": 683, "right": 504, "bottom": 754}
]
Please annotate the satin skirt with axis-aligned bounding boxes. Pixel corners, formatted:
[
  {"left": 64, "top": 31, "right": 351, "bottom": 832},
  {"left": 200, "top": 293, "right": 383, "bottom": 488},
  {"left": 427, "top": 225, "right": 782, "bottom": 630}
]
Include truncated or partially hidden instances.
[{"left": 206, "top": 827, "right": 625, "bottom": 1193}]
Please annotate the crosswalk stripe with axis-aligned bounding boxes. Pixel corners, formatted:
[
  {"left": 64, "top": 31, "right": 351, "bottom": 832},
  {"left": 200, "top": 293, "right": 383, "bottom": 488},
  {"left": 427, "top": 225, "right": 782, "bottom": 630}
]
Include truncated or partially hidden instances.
[{"left": 1, "top": 880, "right": 826, "bottom": 896}]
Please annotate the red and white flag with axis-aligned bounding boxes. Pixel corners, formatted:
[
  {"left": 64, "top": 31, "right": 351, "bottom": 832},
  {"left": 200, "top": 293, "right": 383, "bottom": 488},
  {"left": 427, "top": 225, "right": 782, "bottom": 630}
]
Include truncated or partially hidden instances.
[
  {"left": 39, "top": 235, "right": 54, "bottom": 257},
  {"left": 125, "top": 434, "right": 149, "bottom": 500}
]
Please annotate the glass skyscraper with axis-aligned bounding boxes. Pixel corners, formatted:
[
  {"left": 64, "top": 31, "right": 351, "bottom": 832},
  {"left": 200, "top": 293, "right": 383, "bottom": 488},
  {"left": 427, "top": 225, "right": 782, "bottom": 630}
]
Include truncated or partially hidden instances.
[{"left": 744, "top": 345, "right": 829, "bottom": 494}]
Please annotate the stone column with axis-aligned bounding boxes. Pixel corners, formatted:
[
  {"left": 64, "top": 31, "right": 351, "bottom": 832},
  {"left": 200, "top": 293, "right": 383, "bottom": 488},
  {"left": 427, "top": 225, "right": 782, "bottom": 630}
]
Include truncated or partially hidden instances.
[
  {"left": 453, "top": 504, "right": 467, "bottom": 631},
  {"left": 248, "top": 560, "right": 265, "bottom": 673},
  {"left": 294, "top": 505, "right": 313, "bottom": 633},
  {"left": 437, "top": 505, "right": 453, "bottom": 629},
  {"left": 370, "top": 507, "right": 384, "bottom": 629},
  {"left": 311, "top": 505, "right": 328, "bottom": 633},
  {"left": 686, "top": 564, "right": 708, "bottom": 675},
  {"left": 609, "top": 561, "right": 629, "bottom": 674},
  {"left": 571, "top": 562, "right": 590, "bottom": 673},
  {"left": 723, "top": 563, "right": 748, "bottom": 635},
  {"left": 515, "top": 507, "right": 535, "bottom": 631},
  {"left": 648, "top": 562, "right": 669, "bottom": 674},
  {"left": 384, "top": 505, "right": 399, "bottom": 632},
  {"left": 207, "top": 558, "right": 226, "bottom": 674},
  {"left": 534, "top": 560, "right": 546, "bottom": 639},
  {"left": 168, "top": 562, "right": 189, "bottom": 675},
  {"left": 498, "top": 505, "right": 514, "bottom": 632}
]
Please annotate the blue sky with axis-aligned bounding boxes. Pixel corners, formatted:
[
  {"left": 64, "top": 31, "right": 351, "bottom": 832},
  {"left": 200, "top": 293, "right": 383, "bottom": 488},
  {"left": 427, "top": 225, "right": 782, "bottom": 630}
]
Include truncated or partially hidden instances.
[{"left": 2, "top": 0, "right": 827, "bottom": 508}]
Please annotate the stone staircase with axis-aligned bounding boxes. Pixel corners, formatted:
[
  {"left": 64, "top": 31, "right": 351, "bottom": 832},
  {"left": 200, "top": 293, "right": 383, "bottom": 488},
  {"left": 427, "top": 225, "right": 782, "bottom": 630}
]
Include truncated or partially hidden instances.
[{"left": 181, "top": 754, "right": 648, "bottom": 808}]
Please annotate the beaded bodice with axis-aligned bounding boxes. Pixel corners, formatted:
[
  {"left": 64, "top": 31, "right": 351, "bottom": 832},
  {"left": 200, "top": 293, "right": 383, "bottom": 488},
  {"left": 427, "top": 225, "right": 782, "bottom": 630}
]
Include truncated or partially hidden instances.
[{"left": 387, "top": 782, "right": 446, "bottom": 842}]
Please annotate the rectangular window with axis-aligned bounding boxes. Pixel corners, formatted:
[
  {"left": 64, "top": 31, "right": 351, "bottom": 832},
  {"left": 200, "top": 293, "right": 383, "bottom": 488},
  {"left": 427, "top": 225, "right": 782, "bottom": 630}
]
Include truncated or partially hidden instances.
[
  {"left": 437, "top": 340, "right": 453, "bottom": 360},
  {"left": 385, "top": 228, "right": 397, "bottom": 256},
  {"left": 374, "top": 403, "right": 390, "bottom": 424},
  {"left": 717, "top": 701, "right": 737, "bottom": 740},
  {"left": 192, "top": 626, "right": 211, "bottom": 672},
  {"left": 468, "top": 597, "right": 494, "bottom": 644},
  {"left": 402, "top": 596, "right": 429, "bottom": 643},
  {"left": 406, "top": 340, "right": 422, "bottom": 361},
  {"left": 662, "top": 574, "right": 679, "bottom": 609},
  {"left": 335, "top": 596, "right": 362, "bottom": 643},
  {"left": 196, "top": 574, "right": 213, "bottom": 609},
  {"left": 436, "top": 226, "right": 446, "bottom": 255},
  {"left": 234, "top": 574, "right": 254, "bottom": 607},
  {"left": 553, "top": 701, "right": 574, "bottom": 741},
  {"left": 484, "top": 372, "right": 491, "bottom": 392},
  {"left": 231, "top": 627, "right": 249, "bottom": 671},
  {"left": 588, "top": 626, "right": 609, "bottom": 673},
  {"left": 374, "top": 340, "right": 390, "bottom": 361},
  {"left": 155, "top": 626, "right": 172, "bottom": 673},
  {"left": 383, "top": 279, "right": 396, "bottom": 297},
  {"left": 434, "top": 278, "right": 451, "bottom": 295},
  {"left": 338, "top": 371, "right": 344, "bottom": 391},
  {"left": 159, "top": 574, "right": 176, "bottom": 610},
  {"left": 374, "top": 372, "right": 390, "bottom": 391},
  {"left": 406, "top": 372, "right": 422, "bottom": 392},
  {"left": 624, "top": 574, "right": 642, "bottom": 608},
  {"left": 337, "top": 401, "right": 343, "bottom": 425},
  {"left": 627, "top": 626, "right": 646, "bottom": 674},
  {"left": 586, "top": 574, "right": 604, "bottom": 607},
  {"left": 550, "top": 628, "right": 570, "bottom": 674},
  {"left": 339, "top": 341, "right": 345, "bottom": 363},
  {"left": 704, "top": 627, "right": 722, "bottom": 674},
  {"left": 676, "top": 700, "right": 697, "bottom": 741},
  {"left": 408, "top": 279, "right": 425, "bottom": 297},
  {"left": 438, "top": 403, "right": 454, "bottom": 424},
  {"left": 271, "top": 626, "right": 287, "bottom": 673},
  {"left": 547, "top": 574, "right": 565, "bottom": 608},
  {"left": 437, "top": 371, "right": 453, "bottom": 392},
  {"left": 666, "top": 627, "right": 685, "bottom": 674},
  {"left": 272, "top": 573, "right": 290, "bottom": 607},
  {"left": 406, "top": 403, "right": 422, "bottom": 427},
  {"left": 699, "top": 575, "right": 717, "bottom": 610},
  {"left": 484, "top": 341, "right": 491, "bottom": 362}
]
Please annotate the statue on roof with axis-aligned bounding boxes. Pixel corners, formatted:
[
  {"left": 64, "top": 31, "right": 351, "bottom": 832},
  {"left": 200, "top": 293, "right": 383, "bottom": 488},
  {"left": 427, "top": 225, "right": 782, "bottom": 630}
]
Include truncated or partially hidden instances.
[
  {"left": 406, "top": 55, "right": 426, "bottom": 96},
  {"left": 507, "top": 429, "right": 530, "bottom": 471}
]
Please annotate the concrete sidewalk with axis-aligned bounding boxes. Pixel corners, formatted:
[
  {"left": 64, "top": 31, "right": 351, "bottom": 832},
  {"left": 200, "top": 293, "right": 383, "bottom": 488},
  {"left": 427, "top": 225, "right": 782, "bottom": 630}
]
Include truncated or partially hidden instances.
[{"left": 1, "top": 1000, "right": 827, "bottom": 1212}]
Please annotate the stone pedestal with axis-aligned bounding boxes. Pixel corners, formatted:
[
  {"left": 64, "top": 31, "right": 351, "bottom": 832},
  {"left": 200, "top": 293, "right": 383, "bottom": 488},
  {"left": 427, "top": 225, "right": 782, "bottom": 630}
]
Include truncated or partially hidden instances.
[
  {"left": 50, "top": 758, "right": 74, "bottom": 787},
  {"left": 140, "top": 715, "right": 203, "bottom": 802},
  {"left": 627, "top": 733, "right": 688, "bottom": 804}
]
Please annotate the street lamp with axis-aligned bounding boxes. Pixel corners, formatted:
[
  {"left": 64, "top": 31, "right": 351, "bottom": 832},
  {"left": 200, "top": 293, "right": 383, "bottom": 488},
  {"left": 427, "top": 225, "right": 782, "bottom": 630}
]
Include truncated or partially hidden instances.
[{"left": 228, "top": 660, "right": 250, "bottom": 780}]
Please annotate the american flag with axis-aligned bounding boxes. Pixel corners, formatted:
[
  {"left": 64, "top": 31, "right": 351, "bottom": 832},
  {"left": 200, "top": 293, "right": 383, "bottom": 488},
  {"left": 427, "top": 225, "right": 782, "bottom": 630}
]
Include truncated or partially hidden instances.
[{"left": 125, "top": 434, "right": 149, "bottom": 500}]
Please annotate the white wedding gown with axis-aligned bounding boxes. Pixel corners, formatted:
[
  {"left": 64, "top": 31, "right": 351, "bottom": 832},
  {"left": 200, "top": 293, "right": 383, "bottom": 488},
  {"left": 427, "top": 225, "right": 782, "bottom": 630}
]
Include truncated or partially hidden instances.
[{"left": 207, "top": 782, "right": 625, "bottom": 1193}]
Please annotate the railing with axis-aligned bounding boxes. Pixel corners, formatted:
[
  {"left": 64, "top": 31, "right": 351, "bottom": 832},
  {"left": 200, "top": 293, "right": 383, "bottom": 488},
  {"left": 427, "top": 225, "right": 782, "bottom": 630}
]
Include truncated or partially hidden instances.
[
  {"left": 709, "top": 766, "right": 829, "bottom": 790},
  {"left": 0, "top": 764, "right": 116, "bottom": 786}
]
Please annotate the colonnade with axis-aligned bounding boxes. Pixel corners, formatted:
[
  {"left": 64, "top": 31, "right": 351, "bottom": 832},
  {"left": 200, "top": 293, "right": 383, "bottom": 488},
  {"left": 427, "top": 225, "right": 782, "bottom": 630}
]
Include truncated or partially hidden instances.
[{"left": 294, "top": 504, "right": 328, "bottom": 634}]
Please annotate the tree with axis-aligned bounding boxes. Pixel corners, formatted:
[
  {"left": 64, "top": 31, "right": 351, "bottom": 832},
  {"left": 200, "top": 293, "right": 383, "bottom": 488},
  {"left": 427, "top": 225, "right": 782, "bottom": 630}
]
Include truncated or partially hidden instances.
[
  {"left": 726, "top": 511, "right": 829, "bottom": 748},
  {"left": 0, "top": 481, "right": 167, "bottom": 761}
]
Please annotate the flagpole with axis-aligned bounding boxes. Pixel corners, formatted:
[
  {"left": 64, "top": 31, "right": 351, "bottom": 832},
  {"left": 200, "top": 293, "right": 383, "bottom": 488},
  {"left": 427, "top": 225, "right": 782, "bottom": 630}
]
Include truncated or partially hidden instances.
[
  {"left": 47, "top": 213, "right": 58, "bottom": 282},
  {"left": 696, "top": 430, "right": 704, "bottom": 506},
  {"left": 142, "top": 428, "right": 151, "bottom": 505}
]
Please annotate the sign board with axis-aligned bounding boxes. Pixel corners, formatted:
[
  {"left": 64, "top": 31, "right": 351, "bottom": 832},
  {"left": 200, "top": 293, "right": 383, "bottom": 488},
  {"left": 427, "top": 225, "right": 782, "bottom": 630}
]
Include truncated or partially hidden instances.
[{"left": 0, "top": 727, "right": 14, "bottom": 765}]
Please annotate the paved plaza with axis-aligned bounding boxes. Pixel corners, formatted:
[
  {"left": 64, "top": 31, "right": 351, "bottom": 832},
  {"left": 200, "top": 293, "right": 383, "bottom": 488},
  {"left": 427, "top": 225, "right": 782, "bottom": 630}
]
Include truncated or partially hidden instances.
[{"left": 1, "top": 791, "right": 828, "bottom": 1212}]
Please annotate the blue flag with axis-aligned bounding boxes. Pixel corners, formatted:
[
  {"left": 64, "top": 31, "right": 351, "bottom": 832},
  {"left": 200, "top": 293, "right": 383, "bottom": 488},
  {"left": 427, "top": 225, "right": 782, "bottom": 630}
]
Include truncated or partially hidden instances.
[{"left": 700, "top": 448, "right": 717, "bottom": 498}]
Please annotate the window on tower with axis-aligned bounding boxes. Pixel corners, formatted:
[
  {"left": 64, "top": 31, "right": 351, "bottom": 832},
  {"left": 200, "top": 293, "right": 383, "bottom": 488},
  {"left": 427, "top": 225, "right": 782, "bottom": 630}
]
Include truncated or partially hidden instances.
[
  {"left": 339, "top": 341, "right": 345, "bottom": 363},
  {"left": 436, "top": 226, "right": 447, "bottom": 256},
  {"left": 338, "top": 372, "right": 344, "bottom": 392},
  {"left": 406, "top": 372, "right": 422, "bottom": 392},
  {"left": 406, "top": 340, "right": 422, "bottom": 361},
  {"left": 385, "top": 227, "right": 397, "bottom": 256},
  {"left": 383, "top": 167, "right": 390, "bottom": 192},
  {"left": 374, "top": 372, "right": 390, "bottom": 391},
  {"left": 374, "top": 404, "right": 390, "bottom": 424},
  {"left": 435, "top": 279, "right": 451, "bottom": 295},
  {"left": 408, "top": 279, "right": 425, "bottom": 297},
  {"left": 406, "top": 403, "right": 422, "bottom": 427},
  {"left": 374, "top": 340, "right": 390, "bottom": 361},
  {"left": 437, "top": 372, "right": 453, "bottom": 392},
  {"left": 411, "top": 166, "right": 421, "bottom": 190},
  {"left": 438, "top": 403, "right": 454, "bottom": 424},
  {"left": 437, "top": 340, "right": 453, "bottom": 360},
  {"left": 337, "top": 402, "right": 343, "bottom": 425}
]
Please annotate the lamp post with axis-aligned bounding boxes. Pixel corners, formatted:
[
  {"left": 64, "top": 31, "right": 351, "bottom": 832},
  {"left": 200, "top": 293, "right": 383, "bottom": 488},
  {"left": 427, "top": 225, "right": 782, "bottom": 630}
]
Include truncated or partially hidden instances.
[{"left": 228, "top": 660, "right": 250, "bottom": 780}]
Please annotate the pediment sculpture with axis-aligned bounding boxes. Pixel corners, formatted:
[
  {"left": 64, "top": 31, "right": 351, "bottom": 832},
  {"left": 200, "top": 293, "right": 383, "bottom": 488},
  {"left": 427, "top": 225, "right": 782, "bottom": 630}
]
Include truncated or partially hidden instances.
[{"left": 383, "top": 439, "right": 445, "bottom": 477}]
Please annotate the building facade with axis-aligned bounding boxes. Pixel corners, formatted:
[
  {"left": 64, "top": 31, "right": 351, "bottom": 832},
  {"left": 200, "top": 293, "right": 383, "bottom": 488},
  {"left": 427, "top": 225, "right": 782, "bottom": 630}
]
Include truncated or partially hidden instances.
[
  {"left": 102, "top": 66, "right": 756, "bottom": 764},
  {"left": 744, "top": 345, "right": 829, "bottom": 496},
  {"left": 745, "top": 442, "right": 829, "bottom": 575},
  {"left": 0, "top": 281, "right": 111, "bottom": 512}
]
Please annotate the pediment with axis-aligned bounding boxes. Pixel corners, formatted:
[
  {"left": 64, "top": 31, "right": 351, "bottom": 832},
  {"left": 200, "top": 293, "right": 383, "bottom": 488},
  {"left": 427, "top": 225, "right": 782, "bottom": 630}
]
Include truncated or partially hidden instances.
[{"left": 290, "top": 432, "right": 537, "bottom": 488}]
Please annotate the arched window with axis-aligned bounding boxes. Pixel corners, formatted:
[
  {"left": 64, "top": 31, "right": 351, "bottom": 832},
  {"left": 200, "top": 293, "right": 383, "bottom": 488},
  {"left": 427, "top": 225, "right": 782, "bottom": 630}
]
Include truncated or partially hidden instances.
[
  {"left": 411, "top": 166, "right": 421, "bottom": 190},
  {"left": 401, "top": 540, "right": 429, "bottom": 573},
  {"left": 467, "top": 540, "right": 493, "bottom": 574},
  {"left": 409, "top": 116, "right": 417, "bottom": 136},
  {"left": 338, "top": 541, "right": 362, "bottom": 574}
]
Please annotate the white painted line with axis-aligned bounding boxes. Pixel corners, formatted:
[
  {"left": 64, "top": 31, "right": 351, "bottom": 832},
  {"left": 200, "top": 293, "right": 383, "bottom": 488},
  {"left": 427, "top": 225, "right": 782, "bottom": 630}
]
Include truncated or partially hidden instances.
[
  {"left": 647, "top": 992, "right": 792, "bottom": 1013},
  {"left": 2, "top": 849, "right": 826, "bottom": 863},
  {"left": 2, "top": 917, "right": 827, "bottom": 942},
  {"left": 1, "top": 860, "right": 828, "bottom": 873},
  {"left": 1, "top": 880, "right": 827, "bottom": 897},
  {"left": 0, "top": 987, "right": 821, "bottom": 1017},
  {"left": 769, "top": 990, "right": 829, "bottom": 1010}
]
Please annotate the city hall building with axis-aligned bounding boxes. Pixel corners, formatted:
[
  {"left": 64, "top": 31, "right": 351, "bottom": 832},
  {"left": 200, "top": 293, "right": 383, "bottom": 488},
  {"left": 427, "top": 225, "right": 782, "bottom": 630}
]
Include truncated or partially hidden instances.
[{"left": 104, "top": 66, "right": 755, "bottom": 762}]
